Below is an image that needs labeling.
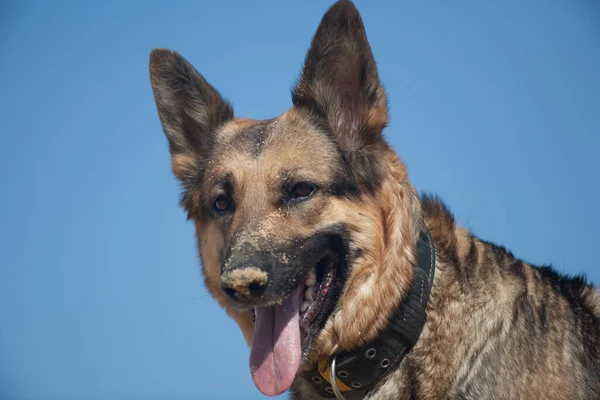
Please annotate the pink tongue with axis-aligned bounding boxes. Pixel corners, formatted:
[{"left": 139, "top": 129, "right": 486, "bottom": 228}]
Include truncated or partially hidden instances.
[{"left": 250, "top": 286, "right": 302, "bottom": 396}]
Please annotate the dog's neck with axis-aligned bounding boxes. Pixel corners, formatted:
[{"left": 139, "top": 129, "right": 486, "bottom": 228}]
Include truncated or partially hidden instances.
[{"left": 298, "top": 227, "right": 436, "bottom": 399}]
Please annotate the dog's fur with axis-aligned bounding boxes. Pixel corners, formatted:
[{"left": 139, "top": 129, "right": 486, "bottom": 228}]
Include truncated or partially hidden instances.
[{"left": 148, "top": 1, "right": 600, "bottom": 398}]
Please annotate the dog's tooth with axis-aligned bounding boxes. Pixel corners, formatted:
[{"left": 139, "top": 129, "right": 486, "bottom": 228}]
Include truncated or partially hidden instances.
[
  {"left": 300, "top": 301, "right": 309, "bottom": 313},
  {"left": 305, "top": 287, "right": 314, "bottom": 300},
  {"left": 306, "top": 269, "right": 317, "bottom": 287}
]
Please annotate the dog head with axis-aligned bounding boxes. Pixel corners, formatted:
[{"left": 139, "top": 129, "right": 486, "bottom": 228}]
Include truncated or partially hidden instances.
[{"left": 149, "top": 0, "right": 421, "bottom": 396}]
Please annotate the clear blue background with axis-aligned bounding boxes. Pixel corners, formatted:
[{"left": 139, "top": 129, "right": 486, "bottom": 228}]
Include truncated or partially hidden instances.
[{"left": 1, "top": 1, "right": 598, "bottom": 399}]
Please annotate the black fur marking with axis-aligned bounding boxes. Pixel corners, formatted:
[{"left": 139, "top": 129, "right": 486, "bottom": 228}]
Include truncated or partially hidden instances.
[
  {"left": 507, "top": 260, "right": 527, "bottom": 282},
  {"left": 220, "top": 224, "right": 351, "bottom": 314},
  {"left": 535, "top": 266, "right": 600, "bottom": 354},
  {"left": 229, "top": 120, "right": 272, "bottom": 158},
  {"left": 323, "top": 160, "right": 362, "bottom": 199},
  {"left": 301, "top": 110, "right": 367, "bottom": 197},
  {"left": 203, "top": 173, "right": 236, "bottom": 231},
  {"left": 465, "top": 235, "right": 478, "bottom": 267},
  {"left": 514, "top": 292, "right": 537, "bottom": 330},
  {"left": 539, "top": 300, "right": 548, "bottom": 330}
]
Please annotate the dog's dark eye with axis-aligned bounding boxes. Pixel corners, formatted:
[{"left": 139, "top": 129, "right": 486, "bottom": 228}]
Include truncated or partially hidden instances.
[
  {"left": 213, "top": 195, "right": 232, "bottom": 213},
  {"left": 291, "top": 182, "right": 316, "bottom": 199}
]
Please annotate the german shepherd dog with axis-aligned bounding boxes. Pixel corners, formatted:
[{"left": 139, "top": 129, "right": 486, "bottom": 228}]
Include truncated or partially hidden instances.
[{"left": 148, "top": 1, "right": 600, "bottom": 398}]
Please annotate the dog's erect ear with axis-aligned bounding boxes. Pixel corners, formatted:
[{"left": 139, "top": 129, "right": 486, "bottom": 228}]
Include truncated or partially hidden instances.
[
  {"left": 292, "top": 0, "right": 388, "bottom": 187},
  {"left": 149, "top": 49, "right": 233, "bottom": 182}
]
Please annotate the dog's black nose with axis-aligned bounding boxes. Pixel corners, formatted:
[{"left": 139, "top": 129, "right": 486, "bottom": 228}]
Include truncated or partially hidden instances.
[{"left": 220, "top": 267, "right": 268, "bottom": 303}]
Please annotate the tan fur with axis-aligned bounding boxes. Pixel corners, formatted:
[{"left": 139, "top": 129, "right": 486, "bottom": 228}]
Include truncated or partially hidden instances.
[
  {"left": 454, "top": 226, "right": 471, "bottom": 261},
  {"left": 195, "top": 218, "right": 255, "bottom": 345},
  {"left": 171, "top": 154, "right": 197, "bottom": 181},
  {"left": 365, "top": 107, "right": 388, "bottom": 133},
  {"left": 234, "top": 118, "right": 261, "bottom": 129}
]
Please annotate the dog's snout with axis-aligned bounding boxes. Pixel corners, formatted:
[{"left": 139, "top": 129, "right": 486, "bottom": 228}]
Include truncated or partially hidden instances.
[{"left": 220, "top": 267, "right": 268, "bottom": 303}]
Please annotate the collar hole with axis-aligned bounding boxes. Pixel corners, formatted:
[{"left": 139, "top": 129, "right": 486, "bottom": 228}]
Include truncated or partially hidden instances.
[
  {"left": 337, "top": 370, "right": 349, "bottom": 378},
  {"left": 365, "top": 348, "right": 377, "bottom": 359}
]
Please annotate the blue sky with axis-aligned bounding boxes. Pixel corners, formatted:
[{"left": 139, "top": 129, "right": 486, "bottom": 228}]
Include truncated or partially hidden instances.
[{"left": 0, "top": 1, "right": 598, "bottom": 399}]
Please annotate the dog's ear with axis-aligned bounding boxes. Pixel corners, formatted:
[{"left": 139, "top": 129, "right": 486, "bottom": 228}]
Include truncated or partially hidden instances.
[
  {"left": 292, "top": 0, "right": 388, "bottom": 189},
  {"left": 149, "top": 49, "right": 233, "bottom": 183}
]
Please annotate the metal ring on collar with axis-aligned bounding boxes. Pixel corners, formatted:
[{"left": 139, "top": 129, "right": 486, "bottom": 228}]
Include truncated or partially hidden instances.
[{"left": 329, "top": 353, "right": 348, "bottom": 400}]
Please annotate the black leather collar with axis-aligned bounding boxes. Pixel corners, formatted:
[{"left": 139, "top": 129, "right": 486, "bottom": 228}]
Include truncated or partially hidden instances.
[{"left": 299, "top": 229, "right": 436, "bottom": 399}]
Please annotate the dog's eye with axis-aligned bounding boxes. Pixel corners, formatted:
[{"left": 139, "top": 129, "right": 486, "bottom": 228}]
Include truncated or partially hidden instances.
[
  {"left": 213, "top": 195, "right": 232, "bottom": 213},
  {"left": 291, "top": 182, "right": 316, "bottom": 199}
]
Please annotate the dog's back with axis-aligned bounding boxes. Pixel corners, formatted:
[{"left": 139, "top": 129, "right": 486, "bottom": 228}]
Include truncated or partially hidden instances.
[{"left": 388, "top": 196, "right": 600, "bottom": 399}]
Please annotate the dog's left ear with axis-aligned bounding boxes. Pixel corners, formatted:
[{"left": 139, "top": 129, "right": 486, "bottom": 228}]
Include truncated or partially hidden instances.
[{"left": 292, "top": 0, "right": 388, "bottom": 189}]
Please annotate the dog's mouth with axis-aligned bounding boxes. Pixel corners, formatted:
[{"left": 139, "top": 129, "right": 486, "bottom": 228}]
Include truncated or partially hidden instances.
[
  {"left": 249, "top": 253, "right": 341, "bottom": 397},
  {"left": 298, "top": 255, "right": 337, "bottom": 348}
]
